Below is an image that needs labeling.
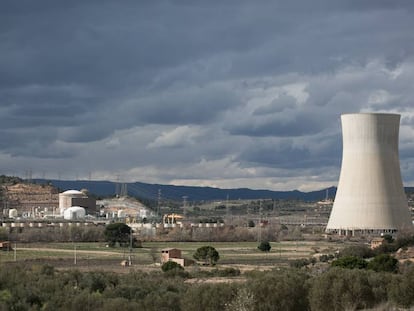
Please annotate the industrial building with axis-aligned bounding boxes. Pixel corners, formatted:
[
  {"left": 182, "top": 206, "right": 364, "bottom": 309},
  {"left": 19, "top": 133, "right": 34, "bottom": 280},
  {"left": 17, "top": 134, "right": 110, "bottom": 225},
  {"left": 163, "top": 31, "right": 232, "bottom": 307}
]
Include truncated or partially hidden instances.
[
  {"left": 63, "top": 206, "right": 86, "bottom": 220},
  {"left": 326, "top": 113, "right": 413, "bottom": 235},
  {"left": 59, "top": 189, "right": 96, "bottom": 216}
]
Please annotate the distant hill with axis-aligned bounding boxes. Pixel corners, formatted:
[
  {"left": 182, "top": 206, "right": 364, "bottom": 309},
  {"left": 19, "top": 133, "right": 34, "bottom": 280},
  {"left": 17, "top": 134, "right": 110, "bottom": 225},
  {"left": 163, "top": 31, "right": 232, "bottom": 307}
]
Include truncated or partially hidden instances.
[
  {"left": 34, "top": 179, "right": 337, "bottom": 202},
  {"left": 32, "top": 179, "right": 414, "bottom": 202}
]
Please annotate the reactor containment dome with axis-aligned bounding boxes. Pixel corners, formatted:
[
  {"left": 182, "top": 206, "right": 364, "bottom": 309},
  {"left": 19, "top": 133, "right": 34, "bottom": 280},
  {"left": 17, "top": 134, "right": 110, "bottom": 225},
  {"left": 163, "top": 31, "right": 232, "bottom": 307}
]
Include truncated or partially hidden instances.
[{"left": 326, "top": 113, "right": 412, "bottom": 236}]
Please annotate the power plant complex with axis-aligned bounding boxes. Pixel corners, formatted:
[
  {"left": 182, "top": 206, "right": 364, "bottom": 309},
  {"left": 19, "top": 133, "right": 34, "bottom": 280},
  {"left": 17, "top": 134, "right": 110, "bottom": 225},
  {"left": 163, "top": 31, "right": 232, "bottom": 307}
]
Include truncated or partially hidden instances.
[{"left": 326, "top": 113, "right": 413, "bottom": 235}]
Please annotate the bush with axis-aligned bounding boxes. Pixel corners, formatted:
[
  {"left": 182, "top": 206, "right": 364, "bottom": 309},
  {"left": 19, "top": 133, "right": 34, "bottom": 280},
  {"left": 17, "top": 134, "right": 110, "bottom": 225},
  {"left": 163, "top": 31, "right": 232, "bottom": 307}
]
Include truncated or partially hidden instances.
[
  {"left": 181, "top": 283, "right": 237, "bottom": 311},
  {"left": 338, "top": 244, "right": 374, "bottom": 258},
  {"left": 290, "top": 257, "right": 316, "bottom": 268},
  {"left": 389, "top": 266, "right": 414, "bottom": 308},
  {"left": 309, "top": 268, "right": 384, "bottom": 311},
  {"left": 246, "top": 269, "right": 309, "bottom": 310},
  {"left": 161, "top": 261, "right": 183, "bottom": 272},
  {"left": 331, "top": 256, "right": 368, "bottom": 269},
  {"left": 367, "top": 254, "right": 398, "bottom": 273},
  {"left": 257, "top": 241, "right": 271, "bottom": 252},
  {"left": 215, "top": 267, "right": 241, "bottom": 277},
  {"left": 319, "top": 254, "right": 335, "bottom": 262}
]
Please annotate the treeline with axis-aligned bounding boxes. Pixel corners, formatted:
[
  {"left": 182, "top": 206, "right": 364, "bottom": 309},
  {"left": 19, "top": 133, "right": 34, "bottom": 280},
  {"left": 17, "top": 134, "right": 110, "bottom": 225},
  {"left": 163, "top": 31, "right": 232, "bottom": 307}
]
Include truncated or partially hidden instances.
[
  {"left": 0, "top": 175, "right": 22, "bottom": 185},
  {"left": 2, "top": 223, "right": 292, "bottom": 243},
  {"left": 1, "top": 263, "right": 414, "bottom": 310},
  {"left": 2, "top": 226, "right": 105, "bottom": 243}
]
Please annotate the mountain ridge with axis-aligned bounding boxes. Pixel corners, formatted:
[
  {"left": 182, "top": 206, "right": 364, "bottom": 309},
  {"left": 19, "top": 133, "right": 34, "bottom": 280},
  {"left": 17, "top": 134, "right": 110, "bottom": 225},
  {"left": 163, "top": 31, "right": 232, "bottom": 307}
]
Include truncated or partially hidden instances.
[
  {"left": 34, "top": 179, "right": 338, "bottom": 202},
  {"left": 33, "top": 179, "right": 414, "bottom": 202}
]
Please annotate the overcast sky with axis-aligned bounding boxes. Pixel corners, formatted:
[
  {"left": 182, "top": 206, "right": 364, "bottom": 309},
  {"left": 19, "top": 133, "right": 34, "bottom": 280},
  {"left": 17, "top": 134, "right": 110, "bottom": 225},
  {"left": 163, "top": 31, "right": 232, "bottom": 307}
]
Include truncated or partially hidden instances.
[{"left": 1, "top": 1, "right": 414, "bottom": 191}]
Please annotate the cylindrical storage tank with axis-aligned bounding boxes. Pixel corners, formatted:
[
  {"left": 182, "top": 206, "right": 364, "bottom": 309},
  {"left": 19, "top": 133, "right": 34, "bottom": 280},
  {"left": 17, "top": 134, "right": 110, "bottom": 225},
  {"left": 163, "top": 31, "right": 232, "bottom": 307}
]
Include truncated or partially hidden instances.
[
  {"left": 63, "top": 206, "right": 86, "bottom": 220},
  {"left": 326, "top": 113, "right": 412, "bottom": 234},
  {"left": 117, "top": 210, "right": 126, "bottom": 218},
  {"left": 8, "top": 209, "right": 18, "bottom": 219}
]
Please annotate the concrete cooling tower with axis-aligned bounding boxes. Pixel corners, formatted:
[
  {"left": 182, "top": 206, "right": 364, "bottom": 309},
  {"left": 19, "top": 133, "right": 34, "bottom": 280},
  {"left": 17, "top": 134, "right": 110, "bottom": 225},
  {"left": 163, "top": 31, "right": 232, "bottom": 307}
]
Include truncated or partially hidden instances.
[{"left": 326, "top": 113, "right": 412, "bottom": 235}]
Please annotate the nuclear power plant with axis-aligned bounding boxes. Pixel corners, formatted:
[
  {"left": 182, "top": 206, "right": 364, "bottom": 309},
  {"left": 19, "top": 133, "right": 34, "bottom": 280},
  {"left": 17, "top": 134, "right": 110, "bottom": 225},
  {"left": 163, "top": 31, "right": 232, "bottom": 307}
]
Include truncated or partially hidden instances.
[{"left": 326, "top": 113, "right": 413, "bottom": 236}]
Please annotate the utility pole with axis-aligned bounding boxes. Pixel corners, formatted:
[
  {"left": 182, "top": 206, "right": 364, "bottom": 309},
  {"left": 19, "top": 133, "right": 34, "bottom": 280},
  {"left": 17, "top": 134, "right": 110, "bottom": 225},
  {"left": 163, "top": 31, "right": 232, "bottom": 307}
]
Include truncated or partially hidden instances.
[
  {"left": 226, "top": 194, "right": 230, "bottom": 218},
  {"left": 258, "top": 200, "right": 262, "bottom": 242},
  {"left": 182, "top": 196, "right": 188, "bottom": 215},
  {"left": 128, "top": 229, "right": 133, "bottom": 266},
  {"left": 74, "top": 244, "right": 77, "bottom": 265}
]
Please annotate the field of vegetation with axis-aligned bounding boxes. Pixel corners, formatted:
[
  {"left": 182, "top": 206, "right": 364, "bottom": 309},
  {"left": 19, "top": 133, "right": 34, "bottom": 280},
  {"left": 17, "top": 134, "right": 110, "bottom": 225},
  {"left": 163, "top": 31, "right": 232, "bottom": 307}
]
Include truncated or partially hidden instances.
[
  {"left": 2, "top": 232, "right": 414, "bottom": 310},
  {"left": 0, "top": 240, "right": 343, "bottom": 272},
  {"left": 1, "top": 245, "right": 414, "bottom": 310}
]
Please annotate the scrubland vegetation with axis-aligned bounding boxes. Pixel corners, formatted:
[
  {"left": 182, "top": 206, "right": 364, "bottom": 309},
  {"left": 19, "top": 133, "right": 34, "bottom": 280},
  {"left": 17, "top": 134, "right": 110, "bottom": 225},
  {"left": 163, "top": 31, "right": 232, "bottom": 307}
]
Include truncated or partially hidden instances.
[
  {"left": 0, "top": 234, "right": 414, "bottom": 310},
  {"left": 1, "top": 261, "right": 414, "bottom": 310}
]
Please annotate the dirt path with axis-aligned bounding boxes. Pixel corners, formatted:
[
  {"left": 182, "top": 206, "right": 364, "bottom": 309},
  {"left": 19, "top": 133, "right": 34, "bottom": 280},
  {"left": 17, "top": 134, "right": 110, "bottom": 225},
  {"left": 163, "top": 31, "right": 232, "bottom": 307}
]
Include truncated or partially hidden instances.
[{"left": 16, "top": 247, "right": 121, "bottom": 256}]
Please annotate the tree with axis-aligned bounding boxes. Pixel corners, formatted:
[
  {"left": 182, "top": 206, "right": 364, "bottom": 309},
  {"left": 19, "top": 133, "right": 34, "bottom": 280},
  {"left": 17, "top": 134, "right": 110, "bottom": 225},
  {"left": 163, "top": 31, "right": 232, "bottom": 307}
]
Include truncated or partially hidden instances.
[
  {"left": 104, "top": 223, "right": 131, "bottom": 247},
  {"left": 193, "top": 246, "right": 220, "bottom": 266},
  {"left": 257, "top": 241, "right": 271, "bottom": 252}
]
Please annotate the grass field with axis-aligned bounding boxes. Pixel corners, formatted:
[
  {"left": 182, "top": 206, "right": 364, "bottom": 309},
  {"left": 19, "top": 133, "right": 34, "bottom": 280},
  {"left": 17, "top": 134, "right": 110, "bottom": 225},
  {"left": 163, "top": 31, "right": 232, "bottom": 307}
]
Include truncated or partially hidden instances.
[{"left": 0, "top": 240, "right": 346, "bottom": 272}]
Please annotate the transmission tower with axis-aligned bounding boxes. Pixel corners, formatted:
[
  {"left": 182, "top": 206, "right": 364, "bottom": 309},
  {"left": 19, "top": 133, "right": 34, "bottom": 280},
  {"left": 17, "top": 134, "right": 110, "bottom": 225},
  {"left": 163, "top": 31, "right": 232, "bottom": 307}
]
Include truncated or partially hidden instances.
[
  {"left": 258, "top": 200, "right": 263, "bottom": 242},
  {"left": 120, "top": 183, "right": 128, "bottom": 197},
  {"left": 182, "top": 196, "right": 188, "bottom": 215},
  {"left": 157, "top": 189, "right": 162, "bottom": 216}
]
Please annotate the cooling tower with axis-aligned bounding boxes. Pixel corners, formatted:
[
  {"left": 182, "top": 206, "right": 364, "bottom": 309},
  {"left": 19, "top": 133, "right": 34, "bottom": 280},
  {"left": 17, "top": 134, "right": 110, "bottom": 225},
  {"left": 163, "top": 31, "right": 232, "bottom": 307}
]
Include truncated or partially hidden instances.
[{"left": 326, "top": 113, "right": 412, "bottom": 235}]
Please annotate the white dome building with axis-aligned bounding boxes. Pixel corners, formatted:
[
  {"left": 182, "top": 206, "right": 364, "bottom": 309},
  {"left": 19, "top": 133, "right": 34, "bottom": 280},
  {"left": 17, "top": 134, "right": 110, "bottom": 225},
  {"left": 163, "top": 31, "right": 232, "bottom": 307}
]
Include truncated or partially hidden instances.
[
  {"left": 59, "top": 190, "right": 88, "bottom": 216},
  {"left": 9, "top": 209, "right": 18, "bottom": 219},
  {"left": 63, "top": 206, "right": 86, "bottom": 220}
]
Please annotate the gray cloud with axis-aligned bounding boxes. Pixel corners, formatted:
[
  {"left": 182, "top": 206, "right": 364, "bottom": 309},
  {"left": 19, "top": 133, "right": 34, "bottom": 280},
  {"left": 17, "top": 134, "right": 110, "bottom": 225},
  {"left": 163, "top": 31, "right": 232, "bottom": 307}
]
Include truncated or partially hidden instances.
[{"left": 1, "top": 1, "right": 414, "bottom": 190}]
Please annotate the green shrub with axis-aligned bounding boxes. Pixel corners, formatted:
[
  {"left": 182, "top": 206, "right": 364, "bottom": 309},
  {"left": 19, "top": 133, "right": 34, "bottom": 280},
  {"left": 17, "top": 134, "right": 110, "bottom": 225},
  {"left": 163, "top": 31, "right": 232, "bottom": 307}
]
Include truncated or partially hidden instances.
[
  {"left": 309, "top": 268, "right": 382, "bottom": 311},
  {"left": 338, "top": 244, "right": 374, "bottom": 258},
  {"left": 367, "top": 254, "right": 398, "bottom": 273},
  {"left": 257, "top": 241, "right": 271, "bottom": 252},
  {"left": 331, "top": 256, "right": 368, "bottom": 269},
  {"left": 161, "top": 261, "right": 183, "bottom": 272}
]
